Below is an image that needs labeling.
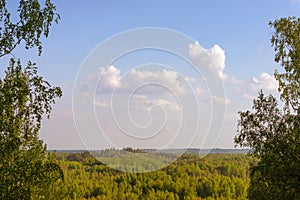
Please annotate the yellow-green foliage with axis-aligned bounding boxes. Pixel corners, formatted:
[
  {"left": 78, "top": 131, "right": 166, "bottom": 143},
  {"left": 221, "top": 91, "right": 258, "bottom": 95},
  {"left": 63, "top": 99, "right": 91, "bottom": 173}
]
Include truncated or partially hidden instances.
[{"left": 53, "top": 152, "right": 249, "bottom": 200}]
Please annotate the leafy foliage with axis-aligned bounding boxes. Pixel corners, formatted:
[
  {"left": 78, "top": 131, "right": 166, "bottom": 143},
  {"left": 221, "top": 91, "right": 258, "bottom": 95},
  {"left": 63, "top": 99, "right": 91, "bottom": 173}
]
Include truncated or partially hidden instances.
[
  {"left": 235, "top": 92, "right": 300, "bottom": 199},
  {"left": 52, "top": 152, "right": 249, "bottom": 200},
  {"left": 0, "top": 0, "right": 61, "bottom": 199},
  {"left": 0, "top": 0, "right": 60, "bottom": 57},
  {"left": 0, "top": 60, "right": 63, "bottom": 199},
  {"left": 270, "top": 16, "right": 300, "bottom": 110},
  {"left": 235, "top": 16, "right": 300, "bottom": 199},
  {"left": 235, "top": 92, "right": 282, "bottom": 156}
]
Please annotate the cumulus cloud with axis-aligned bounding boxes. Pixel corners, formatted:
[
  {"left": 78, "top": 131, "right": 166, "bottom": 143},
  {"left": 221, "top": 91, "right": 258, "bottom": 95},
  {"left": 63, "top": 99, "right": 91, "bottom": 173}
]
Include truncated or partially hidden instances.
[
  {"left": 130, "top": 96, "right": 180, "bottom": 112},
  {"left": 91, "top": 66, "right": 201, "bottom": 96},
  {"left": 249, "top": 72, "right": 278, "bottom": 91},
  {"left": 188, "top": 41, "right": 279, "bottom": 100},
  {"left": 227, "top": 76, "right": 244, "bottom": 85},
  {"left": 229, "top": 72, "right": 278, "bottom": 103},
  {"left": 123, "top": 68, "right": 187, "bottom": 95},
  {"left": 195, "top": 87, "right": 204, "bottom": 95},
  {"left": 184, "top": 76, "right": 197, "bottom": 83},
  {"left": 89, "top": 65, "right": 121, "bottom": 91},
  {"left": 212, "top": 95, "right": 230, "bottom": 105},
  {"left": 94, "top": 98, "right": 107, "bottom": 108},
  {"left": 232, "top": 73, "right": 278, "bottom": 101},
  {"left": 242, "top": 94, "right": 255, "bottom": 100},
  {"left": 99, "top": 65, "right": 121, "bottom": 89},
  {"left": 88, "top": 65, "right": 206, "bottom": 113},
  {"left": 189, "top": 41, "right": 227, "bottom": 80}
]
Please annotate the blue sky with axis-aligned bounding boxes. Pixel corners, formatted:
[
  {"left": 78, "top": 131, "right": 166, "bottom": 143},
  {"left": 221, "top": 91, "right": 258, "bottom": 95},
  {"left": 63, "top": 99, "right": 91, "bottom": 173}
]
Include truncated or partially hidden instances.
[
  {"left": 11, "top": 0, "right": 298, "bottom": 150},
  {"left": 36, "top": 0, "right": 298, "bottom": 81}
]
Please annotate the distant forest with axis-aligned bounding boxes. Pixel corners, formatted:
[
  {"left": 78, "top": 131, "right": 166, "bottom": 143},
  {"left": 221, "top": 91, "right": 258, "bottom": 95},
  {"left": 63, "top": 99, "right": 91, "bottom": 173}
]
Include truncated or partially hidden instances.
[
  {"left": 47, "top": 151, "right": 250, "bottom": 200},
  {"left": 52, "top": 148, "right": 250, "bottom": 155}
]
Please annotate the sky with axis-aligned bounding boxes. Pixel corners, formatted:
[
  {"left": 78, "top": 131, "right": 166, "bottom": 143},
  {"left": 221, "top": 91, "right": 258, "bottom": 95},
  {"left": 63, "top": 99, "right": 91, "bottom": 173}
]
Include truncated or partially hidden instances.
[{"left": 5, "top": 0, "right": 300, "bottom": 150}]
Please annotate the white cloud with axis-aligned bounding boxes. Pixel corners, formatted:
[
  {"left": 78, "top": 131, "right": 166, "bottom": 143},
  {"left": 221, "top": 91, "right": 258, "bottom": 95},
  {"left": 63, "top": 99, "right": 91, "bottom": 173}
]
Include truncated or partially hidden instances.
[
  {"left": 189, "top": 41, "right": 227, "bottom": 80},
  {"left": 132, "top": 98, "right": 180, "bottom": 111},
  {"left": 131, "top": 94, "right": 148, "bottom": 100},
  {"left": 92, "top": 66, "right": 199, "bottom": 96},
  {"left": 249, "top": 72, "right": 278, "bottom": 91},
  {"left": 148, "top": 99, "right": 180, "bottom": 111},
  {"left": 195, "top": 87, "right": 204, "bottom": 95},
  {"left": 100, "top": 65, "right": 121, "bottom": 89},
  {"left": 94, "top": 99, "right": 107, "bottom": 108},
  {"left": 124, "top": 69, "right": 187, "bottom": 95},
  {"left": 227, "top": 76, "right": 244, "bottom": 85},
  {"left": 212, "top": 95, "right": 230, "bottom": 105},
  {"left": 184, "top": 76, "right": 197, "bottom": 83},
  {"left": 242, "top": 94, "right": 255, "bottom": 100},
  {"left": 188, "top": 41, "right": 278, "bottom": 98},
  {"left": 89, "top": 65, "right": 121, "bottom": 91},
  {"left": 229, "top": 73, "right": 278, "bottom": 101},
  {"left": 89, "top": 66, "right": 204, "bottom": 112},
  {"left": 188, "top": 42, "right": 277, "bottom": 103}
]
